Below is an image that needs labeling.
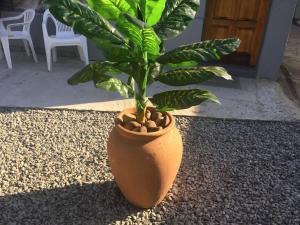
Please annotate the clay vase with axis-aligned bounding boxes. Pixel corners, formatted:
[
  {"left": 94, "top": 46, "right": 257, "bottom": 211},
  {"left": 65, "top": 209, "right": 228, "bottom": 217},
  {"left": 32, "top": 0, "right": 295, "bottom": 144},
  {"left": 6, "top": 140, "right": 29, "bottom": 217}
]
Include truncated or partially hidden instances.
[{"left": 107, "top": 108, "right": 183, "bottom": 208}]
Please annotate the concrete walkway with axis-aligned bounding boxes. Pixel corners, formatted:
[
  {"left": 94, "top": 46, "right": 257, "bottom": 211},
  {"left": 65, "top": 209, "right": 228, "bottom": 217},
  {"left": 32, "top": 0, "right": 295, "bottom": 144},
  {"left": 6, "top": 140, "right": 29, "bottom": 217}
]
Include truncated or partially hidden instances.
[
  {"left": 0, "top": 52, "right": 299, "bottom": 121},
  {"left": 282, "top": 25, "right": 300, "bottom": 104}
]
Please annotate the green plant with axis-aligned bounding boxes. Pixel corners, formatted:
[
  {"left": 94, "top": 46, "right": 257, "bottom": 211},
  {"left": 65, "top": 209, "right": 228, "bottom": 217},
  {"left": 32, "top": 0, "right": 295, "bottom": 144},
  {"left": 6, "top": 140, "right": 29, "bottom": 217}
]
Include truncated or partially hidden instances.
[{"left": 46, "top": 0, "right": 240, "bottom": 123}]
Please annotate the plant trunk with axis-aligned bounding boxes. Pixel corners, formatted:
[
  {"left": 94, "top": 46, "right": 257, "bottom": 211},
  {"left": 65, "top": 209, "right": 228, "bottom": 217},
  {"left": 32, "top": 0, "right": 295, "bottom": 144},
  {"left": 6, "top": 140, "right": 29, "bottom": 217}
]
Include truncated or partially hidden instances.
[{"left": 135, "top": 52, "right": 149, "bottom": 124}]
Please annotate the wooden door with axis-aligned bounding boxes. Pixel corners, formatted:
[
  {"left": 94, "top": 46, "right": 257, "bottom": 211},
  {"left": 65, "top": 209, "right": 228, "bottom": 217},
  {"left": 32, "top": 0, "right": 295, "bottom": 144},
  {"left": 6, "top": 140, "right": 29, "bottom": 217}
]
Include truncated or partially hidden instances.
[{"left": 203, "top": 0, "right": 271, "bottom": 66}]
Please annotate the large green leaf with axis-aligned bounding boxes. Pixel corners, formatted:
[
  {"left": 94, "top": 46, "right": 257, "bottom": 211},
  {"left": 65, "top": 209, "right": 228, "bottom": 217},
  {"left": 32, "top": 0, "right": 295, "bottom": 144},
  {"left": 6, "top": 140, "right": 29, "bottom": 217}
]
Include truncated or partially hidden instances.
[
  {"left": 138, "top": 0, "right": 166, "bottom": 26},
  {"left": 117, "top": 14, "right": 161, "bottom": 58},
  {"left": 155, "top": 67, "right": 232, "bottom": 86},
  {"left": 68, "top": 62, "right": 115, "bottom": 85},
  {"left": 68, "top": 63, "right": 97, "bottom": 85},
  {"left": 149, "top": 89, "right": 220, "bottom": 110},
  {"left": 67, "top": 61, "right": 133, "bottom": 97},
  {"left": 94, "top": 74, "right": 134, "bottom": 98},
  {"left": 87, "top": 0, "right": 136, "bottom": 21},
  {"left": 141, "top": 28, "right": 161, "bottom": 57},
  {"left": 154, "top": 0, "right": 200, "bottom": 40},
  {"left": 167, "top": 61, "right": 198, "bottom": 69},
  {"left": 157, "top": 39, "right": 241, "bottom": 64},
  {"left": 68, "top": 62, "right": 132, "bottom": 85},
  {"left": 47, "top": 0, "right": 126, "bottom": 45},
  {"left": 94, "top": 39, "right": 134, "bottom": 62}
]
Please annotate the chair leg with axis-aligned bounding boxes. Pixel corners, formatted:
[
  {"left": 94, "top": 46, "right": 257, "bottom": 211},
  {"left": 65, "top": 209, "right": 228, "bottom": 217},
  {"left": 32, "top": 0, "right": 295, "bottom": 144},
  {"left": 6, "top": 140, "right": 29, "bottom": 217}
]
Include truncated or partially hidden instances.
[
  {"left": 77, "top": 46, "right": 84, "bottom": 62},
  {"left": 27, "top": 37, "right": 38, "bottom": 63},
  {"left": 79, "top": 41, "right": 89, "bottom": 65},
  {"left": 1, "top": 37, "right": 12, "bottom": 69},
  {"left": 45, "top": 46, "right": 52, "bottom": 72},
  {"left": 23, "top": 40, "right": 30, "bottom": 56},
  {"left": 52, "top": 47, "right": 57, "bottom": 62},
  {"left": 0, "top": 42, "right": 3, "bottom": 59}
]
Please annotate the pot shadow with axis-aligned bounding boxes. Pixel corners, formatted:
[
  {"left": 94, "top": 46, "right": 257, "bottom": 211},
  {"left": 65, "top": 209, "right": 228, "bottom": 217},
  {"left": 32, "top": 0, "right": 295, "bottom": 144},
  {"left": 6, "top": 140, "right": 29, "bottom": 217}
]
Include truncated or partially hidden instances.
[
  {"left": 0, "top": 106, "right": 30, "bottom": 114},
  {"left": 0, "top": 181, "right": 141, "bottom": 225}
]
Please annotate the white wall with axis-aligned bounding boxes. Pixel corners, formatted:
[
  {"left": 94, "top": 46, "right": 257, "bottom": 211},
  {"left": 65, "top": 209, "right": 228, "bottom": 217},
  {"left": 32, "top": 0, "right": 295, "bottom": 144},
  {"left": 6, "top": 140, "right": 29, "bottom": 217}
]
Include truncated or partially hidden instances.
[
  {"left": 257, "top": 0, "right": 297, "bottom": 79},
  {"left": 295, "top": 0, "right": 300, "bottom": 18},
  {"left": 10, "top": 0, "right": 45, "bottom": 10},
  {"left": 1, "top": 0, "right": 297, "bottom": 80}
]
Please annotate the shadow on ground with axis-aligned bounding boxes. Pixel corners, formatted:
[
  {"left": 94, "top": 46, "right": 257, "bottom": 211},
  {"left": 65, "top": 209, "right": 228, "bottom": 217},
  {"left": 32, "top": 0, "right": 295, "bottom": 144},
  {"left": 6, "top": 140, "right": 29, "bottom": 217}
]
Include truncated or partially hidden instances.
[
  {"left": 0, "top": 182, "right": 141, "bottom": 225},
  {"left": 0, "top": 106, "right": 30, "bottom": 114},
  {"left": 0, "top": 111, "right": 299, "bottom": 224},
  {"left": 160, "top": 117, "right": 300, "bottom": 224}
]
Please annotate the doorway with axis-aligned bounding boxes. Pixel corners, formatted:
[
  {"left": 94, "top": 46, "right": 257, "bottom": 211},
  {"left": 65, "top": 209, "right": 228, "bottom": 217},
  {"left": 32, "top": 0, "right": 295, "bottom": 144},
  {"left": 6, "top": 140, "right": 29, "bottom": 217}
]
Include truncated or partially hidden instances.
[{"left": 202, "top": 0, "right": 271, "bottom": 66}]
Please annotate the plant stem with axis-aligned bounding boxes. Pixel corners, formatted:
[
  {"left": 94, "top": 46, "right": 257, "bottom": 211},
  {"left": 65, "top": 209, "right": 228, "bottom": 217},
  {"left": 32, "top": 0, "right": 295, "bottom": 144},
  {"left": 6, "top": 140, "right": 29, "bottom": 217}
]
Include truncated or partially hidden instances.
[
  {"left": 127, "top": 75, "right": 134, "bottom": 89},
  {"left": 136, "top": 52, "right": 149, "bottom": 124},
  {"left": 141, "top": 51, "right": 149, "bottom": 99}
]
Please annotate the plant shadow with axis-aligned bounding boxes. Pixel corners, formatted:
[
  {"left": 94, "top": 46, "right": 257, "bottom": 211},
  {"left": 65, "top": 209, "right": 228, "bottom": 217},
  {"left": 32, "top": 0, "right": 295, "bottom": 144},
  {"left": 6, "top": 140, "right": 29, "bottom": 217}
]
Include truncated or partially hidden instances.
[{"left": 0, "top": 181, "right": 141, "bottom": 225}]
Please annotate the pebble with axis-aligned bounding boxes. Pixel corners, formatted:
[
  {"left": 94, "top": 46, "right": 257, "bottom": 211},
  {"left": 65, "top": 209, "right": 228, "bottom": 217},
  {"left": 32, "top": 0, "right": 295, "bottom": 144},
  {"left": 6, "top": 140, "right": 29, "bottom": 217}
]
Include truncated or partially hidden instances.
[
  {"left": 122, "top": 113, "right": 136, "bottom": 123},
  {"left": 151, "top": 112, "right": 163, "bottom": 121},
  {"left": 145, "top": 120, "right": 157, "bottom": 129},
  {"left": 124, "top": 123, "right": 135, "bottom": 131},
  {"left": 145, "top": 110, "right": 152, "bottom": 120},
  {"left": 149, "top": 126, "right": 163, "bottom": 132},
  {"left": 139, "top": 126, "right": 148, "bottom": 133},
  {"left": 128, "top": 121, "right": 142, "bottom": 128},
  {"left": 155, "top": 116, "right": 164, "bottom": 127},
  {"left": 163, "top": 115, "right": 171, "bottom": 127},
  {"left": 132, "top": 127, "right": 140, "bottom": 132},
  {"left": 114, "top": 117, "right": 123, "bottom": 125},
  {"left": 0, "top": 108, "right": 299, "bottom": 225}
]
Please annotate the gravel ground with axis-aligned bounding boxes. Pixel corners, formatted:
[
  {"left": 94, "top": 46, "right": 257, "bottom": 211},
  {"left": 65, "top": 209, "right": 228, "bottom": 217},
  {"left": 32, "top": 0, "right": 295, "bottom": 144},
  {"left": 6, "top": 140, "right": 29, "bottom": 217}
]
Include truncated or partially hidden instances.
[{"left": 0, "top": 107, "right": 299, "bottom": 225}]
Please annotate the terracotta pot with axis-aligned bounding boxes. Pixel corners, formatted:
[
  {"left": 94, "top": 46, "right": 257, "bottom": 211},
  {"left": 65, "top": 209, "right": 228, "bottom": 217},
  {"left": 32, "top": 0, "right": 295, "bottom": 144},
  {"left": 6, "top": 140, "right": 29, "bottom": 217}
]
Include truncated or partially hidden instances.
[{"left": 107, "top": 108, "right": 183, "bottom": 208}]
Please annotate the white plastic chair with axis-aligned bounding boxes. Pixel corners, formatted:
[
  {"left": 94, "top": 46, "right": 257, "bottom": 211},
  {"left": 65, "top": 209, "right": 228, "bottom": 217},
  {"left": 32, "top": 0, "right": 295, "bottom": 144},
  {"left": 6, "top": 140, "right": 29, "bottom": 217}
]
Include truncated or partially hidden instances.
[
  {"left": 42, "top": 9, "right": 89, "bottom": 71},
  {"left": 0, "top": 9, "right": 38, "bottom": 66}
]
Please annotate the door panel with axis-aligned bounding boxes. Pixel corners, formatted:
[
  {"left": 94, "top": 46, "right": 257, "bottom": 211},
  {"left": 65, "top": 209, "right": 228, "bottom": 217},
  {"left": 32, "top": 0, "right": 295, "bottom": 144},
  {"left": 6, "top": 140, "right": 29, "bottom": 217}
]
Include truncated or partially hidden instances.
[
  {"left": 203, "top": 0, "right": 270, "bottom": 66},
  {"left": 238, "top": 0, "right": 259, "bottom": 20},
  {"left": 236, "top": 28, "right": 254, "bottom": 52},
  {"left": 208, "top": 26, "right": 231, "bottom": 39},
  {"left": 214, "top": 0, "right": 236, "bottom": 19}
]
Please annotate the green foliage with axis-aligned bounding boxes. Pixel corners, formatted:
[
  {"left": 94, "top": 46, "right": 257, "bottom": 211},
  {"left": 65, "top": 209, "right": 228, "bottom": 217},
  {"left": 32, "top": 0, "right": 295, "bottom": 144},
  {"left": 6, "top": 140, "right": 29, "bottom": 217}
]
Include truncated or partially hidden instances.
[
  {"left": 87, "top": 0, "right": 136, "bottom": 21},
  {"left": 138, "top": 0, "right": 166, "bottom": 26},
  {"left": 154, "top": 0, "right": 200, "bottom": 40},
  {"left": 46, "top": 0, "right": 240, "bottom": 114},
  {"left": 149, "top": 89, "right": 220, "bottom": 111},
  {"left": 166, "top": 61, "right": 198, "bottom": 69},
  {"left": 155, "top": 67, "right": 232, "bottom": 86},
  {"left": 157, "top": 39, "right": 241, "bottom": 64},
  {"left": 94, "top": 75, "right": 134, "bottom": 98},
  {"left": 68, "top": 62, "right": 134, "bottom": 97},
  {"left": 117, "top": 14, "right": 161, "bottom": 59},
  {"left": 48, "top": 0, "right": 126, "bottom": 45},
  {"left": 93, "top": 40, "right": 133, "bottom": 62}
]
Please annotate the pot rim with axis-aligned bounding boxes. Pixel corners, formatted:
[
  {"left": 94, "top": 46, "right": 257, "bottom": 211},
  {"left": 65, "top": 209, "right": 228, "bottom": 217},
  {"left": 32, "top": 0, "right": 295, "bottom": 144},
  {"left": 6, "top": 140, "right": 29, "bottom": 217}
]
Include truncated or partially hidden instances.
[{"left": 116, "top": 107, "right": 176, "bottom": 138}]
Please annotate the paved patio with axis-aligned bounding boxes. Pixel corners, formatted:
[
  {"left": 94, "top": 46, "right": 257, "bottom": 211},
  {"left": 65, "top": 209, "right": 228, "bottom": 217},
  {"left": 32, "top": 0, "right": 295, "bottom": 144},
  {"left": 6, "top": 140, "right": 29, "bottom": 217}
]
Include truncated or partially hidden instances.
[
  {"left": 282, "top": 25, "right": 300, "bottom": 104},
  {"left": 0, "top": 51, "right": 300, "bottom": 121}
]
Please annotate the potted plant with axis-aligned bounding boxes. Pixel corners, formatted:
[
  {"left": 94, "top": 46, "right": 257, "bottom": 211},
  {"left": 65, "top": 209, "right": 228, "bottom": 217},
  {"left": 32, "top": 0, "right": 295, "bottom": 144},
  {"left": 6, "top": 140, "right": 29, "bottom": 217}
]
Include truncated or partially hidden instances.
[{"left": 46, "top": 0, "right": 240, "bottom": 208}]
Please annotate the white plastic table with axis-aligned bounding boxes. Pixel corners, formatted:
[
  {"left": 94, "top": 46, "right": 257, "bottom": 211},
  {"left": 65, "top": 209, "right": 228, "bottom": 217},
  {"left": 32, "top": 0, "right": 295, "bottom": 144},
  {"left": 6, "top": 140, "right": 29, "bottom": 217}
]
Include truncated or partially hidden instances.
[{"left": 0, "top": 22, "right": 12, "bottom": 69}]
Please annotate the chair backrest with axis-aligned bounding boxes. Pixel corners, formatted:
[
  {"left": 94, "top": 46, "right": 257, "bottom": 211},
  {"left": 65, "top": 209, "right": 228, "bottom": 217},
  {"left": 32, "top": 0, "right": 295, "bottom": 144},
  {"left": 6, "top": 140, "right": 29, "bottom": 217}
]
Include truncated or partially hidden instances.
[
  {"left": 22, "top": 9, "right": 35, "bottom": 32},
  {"left": 43, "top": 9, "right": 74, "bottom": 37}
]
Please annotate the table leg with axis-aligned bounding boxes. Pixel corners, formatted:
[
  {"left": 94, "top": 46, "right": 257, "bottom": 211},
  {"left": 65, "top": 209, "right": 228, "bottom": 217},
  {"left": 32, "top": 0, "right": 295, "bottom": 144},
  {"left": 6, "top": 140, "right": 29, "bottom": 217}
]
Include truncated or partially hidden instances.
[{"left": 1, "top": 37, "right": 12, "bottom": 69}]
